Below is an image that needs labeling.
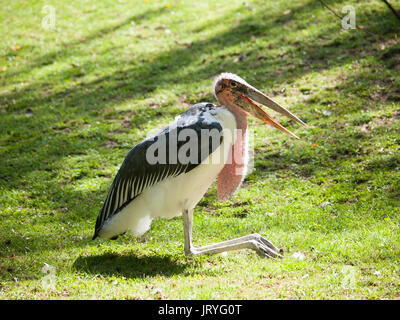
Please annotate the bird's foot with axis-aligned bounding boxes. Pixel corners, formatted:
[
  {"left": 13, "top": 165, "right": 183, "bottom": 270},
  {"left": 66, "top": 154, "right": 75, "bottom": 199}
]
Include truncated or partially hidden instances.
[{"left": 249, "top": 233, "right": 282, "bottom": 259}]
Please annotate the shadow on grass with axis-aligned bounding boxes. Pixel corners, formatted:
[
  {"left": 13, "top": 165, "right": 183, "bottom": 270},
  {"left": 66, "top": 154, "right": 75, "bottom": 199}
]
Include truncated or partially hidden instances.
[
  {"left": 5, "top": 6, "right": 168, "bottom": 79},
  {"left": 73, "top": 252, "right": 188, "bottom": 278}
]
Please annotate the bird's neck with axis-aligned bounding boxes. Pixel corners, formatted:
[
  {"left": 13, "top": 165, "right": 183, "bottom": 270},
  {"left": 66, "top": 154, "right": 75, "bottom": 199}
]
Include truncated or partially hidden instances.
[
  {"left": 233, "top": 110, "right": 247, "bottom": 133},
  {"left": 226, "top": 105, "right": 247, "bottom": 135},
  {"left": 216, "top": 106, "right": 248, "bottom": 201}
]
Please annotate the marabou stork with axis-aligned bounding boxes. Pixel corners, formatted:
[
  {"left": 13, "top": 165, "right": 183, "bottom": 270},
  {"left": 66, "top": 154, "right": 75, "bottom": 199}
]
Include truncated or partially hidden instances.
[{"left": 92, "top": 73, "right": 306, "bottom": 258}]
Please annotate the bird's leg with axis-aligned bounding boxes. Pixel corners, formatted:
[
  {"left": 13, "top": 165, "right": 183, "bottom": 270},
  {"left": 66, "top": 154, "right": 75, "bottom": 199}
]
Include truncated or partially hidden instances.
[
  {"left": 182, "top": 208, "right": 195, "bottom": 257},
  {"left": 182, "top": 209, "right": 281, "bottom": 259}
]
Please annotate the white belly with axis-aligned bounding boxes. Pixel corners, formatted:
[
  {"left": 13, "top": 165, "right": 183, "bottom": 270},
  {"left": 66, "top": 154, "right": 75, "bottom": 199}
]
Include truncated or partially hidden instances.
[{"left": 98, "top": 108, "right": 237, "bottom": 238}]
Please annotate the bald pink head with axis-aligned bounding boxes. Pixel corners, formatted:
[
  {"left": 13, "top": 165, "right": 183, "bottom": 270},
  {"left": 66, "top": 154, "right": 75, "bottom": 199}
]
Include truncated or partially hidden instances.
[{"left": 213, "top": 73, "right": 307, "bottom": 139}]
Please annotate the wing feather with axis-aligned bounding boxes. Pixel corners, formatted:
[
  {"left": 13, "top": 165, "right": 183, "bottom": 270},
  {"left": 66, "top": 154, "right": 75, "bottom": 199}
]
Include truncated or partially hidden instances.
[{"left": 93, "top": 103, "right": 224, "bottom": 239}]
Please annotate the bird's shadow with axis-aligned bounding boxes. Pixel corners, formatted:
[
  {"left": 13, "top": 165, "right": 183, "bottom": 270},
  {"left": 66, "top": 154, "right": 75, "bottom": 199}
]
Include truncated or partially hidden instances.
[{"left": 73, "top": 252, "right": 189, "bottom": 279}]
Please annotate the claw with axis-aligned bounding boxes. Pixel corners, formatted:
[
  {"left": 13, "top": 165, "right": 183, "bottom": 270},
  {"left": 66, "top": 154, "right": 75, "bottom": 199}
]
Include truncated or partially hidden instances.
[
  {"left": 263, "top": 240, "right": 282, "bottom": 258},
  {"left": 255, "top": 235, "right": 283, "bottom": 259}
]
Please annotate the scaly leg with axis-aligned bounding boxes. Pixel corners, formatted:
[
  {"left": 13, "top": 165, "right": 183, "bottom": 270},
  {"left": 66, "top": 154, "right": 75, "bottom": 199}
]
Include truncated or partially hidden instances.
[{"left": 182, "top": 208, "right": 281, "bottom": 259}]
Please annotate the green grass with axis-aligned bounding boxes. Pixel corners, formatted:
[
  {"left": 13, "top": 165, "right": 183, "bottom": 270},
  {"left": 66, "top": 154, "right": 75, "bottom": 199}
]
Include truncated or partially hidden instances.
[{"left": 0, "top": 0, "right": 399, "bottom": 299}]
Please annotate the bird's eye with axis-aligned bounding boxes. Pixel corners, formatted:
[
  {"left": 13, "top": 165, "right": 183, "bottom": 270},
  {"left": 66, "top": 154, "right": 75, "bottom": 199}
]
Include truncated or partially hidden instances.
[{"left": 230, "top": 81, "right": 238, "bottom": 88}]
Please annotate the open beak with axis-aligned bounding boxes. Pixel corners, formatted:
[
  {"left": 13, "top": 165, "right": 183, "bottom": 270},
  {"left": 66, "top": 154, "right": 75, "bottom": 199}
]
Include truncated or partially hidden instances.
[{"left": 237, "top": 85, "right": 307, "bottom": 139}]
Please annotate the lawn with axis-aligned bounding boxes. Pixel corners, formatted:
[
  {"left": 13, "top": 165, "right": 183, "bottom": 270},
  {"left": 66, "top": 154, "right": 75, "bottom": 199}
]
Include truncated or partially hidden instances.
[{"left": 0, "top": 0, "right": 399, "bottom": 299}]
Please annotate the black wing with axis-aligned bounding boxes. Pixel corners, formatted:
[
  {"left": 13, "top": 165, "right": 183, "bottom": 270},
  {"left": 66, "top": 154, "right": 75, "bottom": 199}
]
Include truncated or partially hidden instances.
[{"left": 92, "top": 103, "right": 223, "bottom": 239}]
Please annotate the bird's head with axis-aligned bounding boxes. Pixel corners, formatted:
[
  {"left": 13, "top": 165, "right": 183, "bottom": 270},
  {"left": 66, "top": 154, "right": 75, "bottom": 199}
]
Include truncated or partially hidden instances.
[{"left": 213, "top": 73, "right": 307, "bottom": 139}]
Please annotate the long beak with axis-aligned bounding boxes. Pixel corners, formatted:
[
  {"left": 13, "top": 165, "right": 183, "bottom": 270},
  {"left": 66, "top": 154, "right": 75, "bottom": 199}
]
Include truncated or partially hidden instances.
[{"left": 237, "top": 86, "right": 307, "bottom": 139}]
